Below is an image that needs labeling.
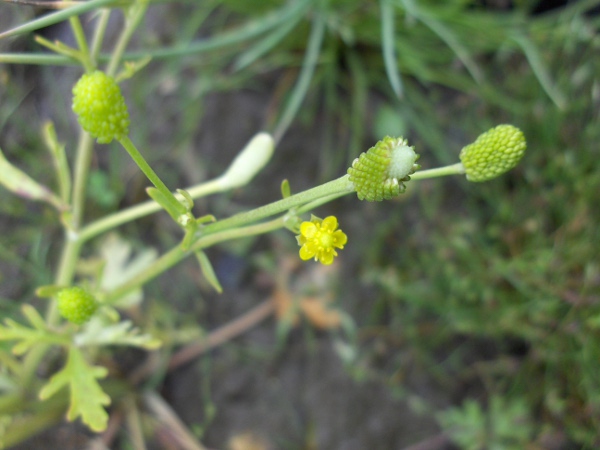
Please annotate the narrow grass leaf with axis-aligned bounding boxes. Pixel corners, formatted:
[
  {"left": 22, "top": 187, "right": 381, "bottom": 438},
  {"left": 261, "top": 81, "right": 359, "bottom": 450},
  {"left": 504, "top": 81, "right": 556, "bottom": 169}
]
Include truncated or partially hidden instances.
[
  {"left": 233, "top": 13, "right": 304, "bottom": 72},
  {"left": 512, "top": 33, "right": 567, "bottom": 109},
  {"left": 380, "top": 0, "right": 403, "bottom": 98},
  {"left": 272, "top": 10, "right": 326, "bottom": 143},
  {"left": 0, "top": 0, "right": 115, "bottom": 40},
  {"left": 118, "top": 0, "right": 312, "bottom": 60}
]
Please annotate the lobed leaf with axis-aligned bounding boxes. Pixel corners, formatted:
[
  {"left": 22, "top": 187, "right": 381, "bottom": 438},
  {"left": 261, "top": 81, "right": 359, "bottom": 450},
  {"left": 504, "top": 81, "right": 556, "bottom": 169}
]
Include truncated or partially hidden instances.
[{"left": 39, "top": 347, "right": 110, "bottom": 432}]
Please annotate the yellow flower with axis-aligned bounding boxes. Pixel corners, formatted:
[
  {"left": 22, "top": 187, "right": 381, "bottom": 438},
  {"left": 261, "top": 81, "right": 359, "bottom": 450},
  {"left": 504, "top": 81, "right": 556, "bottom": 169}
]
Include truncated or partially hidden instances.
[{"left": 296, "top": 216, "right": 348, "bottom": 265}]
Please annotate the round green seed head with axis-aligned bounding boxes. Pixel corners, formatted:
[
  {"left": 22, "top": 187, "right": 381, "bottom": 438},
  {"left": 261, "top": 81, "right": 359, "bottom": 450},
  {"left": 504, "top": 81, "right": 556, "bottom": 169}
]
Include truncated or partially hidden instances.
[
  {"left": 57, "top": 286, "right": 98, "bottom": 325},
  {"left": 459, "top": 124, "right": 526, "bottom": 182},
  {"left": 72, "top": 71, "right": 130, "bottom": 144},
  {"left": 348, "top": 136, "right": 420, "bottom": 201}
]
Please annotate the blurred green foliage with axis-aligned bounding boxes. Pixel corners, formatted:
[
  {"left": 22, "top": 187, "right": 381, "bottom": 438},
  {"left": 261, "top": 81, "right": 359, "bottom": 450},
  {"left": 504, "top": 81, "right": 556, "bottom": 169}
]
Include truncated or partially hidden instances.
[{"left": 1, "top": 0, "right": 599, "bottom": 447}]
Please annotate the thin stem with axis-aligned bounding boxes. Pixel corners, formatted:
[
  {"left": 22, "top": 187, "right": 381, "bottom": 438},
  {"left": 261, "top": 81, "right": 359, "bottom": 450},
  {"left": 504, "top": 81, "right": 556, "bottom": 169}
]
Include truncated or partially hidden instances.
[
  {"left": 118, "top": 136, "right": 185, "bottom": 217},
  {"left": 78, "top": 177, "right": 225, "bottom": 243},
  {"left": 68, "top": 16, "right": 93, "bottom": 72},
  {"left": 71, "top": 129, "right": 95, "bottom": 229},
  {"left": 410, "top": 162, "right": 465, "bottom": 180},
  {"left": 202, "top": 176, "right": 353, "bottom": 235},
  {"left": 90, "top": 9, "right": 112, "bottom": 63},
  {"left": 48, "top": 132, "right": 94, "bottom": 324},
  {"left": 22, "top": 132, "right": 94, "bottom": 389},
  {"left": 101, "top": 162, "right": 469, "bottom": 307},
  {"left": 104, "top": 217, "right": 284, "bottom": 304},
  {"left": 106, "top": 0, "right": 148, "bottom": 77}
]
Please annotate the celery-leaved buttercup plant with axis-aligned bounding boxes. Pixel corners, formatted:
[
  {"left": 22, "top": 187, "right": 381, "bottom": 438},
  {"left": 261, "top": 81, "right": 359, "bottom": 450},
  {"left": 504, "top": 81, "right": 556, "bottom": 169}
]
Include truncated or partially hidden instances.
[{"left": 0, "top": 1, "right": 526, "bottom": 446}]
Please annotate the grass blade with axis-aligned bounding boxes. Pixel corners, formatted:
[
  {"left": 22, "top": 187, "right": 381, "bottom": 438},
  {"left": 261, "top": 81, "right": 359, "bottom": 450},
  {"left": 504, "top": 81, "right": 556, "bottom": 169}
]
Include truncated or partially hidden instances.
[
  {"left": 512, "top": 32, "right": 567, "bottom": 110},
  {"left": 233, "top": 9, "right": 306, "bottom": 72},
  {"left": 0, "top": 0, "right": 116, "bottom": 39},
  {"left": 272, "top": 9, "right": 326, "bottom": 144},
  {"left": 380, "top": 0, "right": 403, "bottom": 98}
]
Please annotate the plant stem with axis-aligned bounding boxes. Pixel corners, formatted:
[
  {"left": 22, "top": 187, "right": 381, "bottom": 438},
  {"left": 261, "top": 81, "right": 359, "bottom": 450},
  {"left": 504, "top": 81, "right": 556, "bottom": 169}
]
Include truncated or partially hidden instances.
[
  {"left": 104, "top": 217, "right": 284, "bottom": 304},
  {"left": 78, "top": 178, "right": 225, "bottom": 243},
  {"left": 69, "top": 16, "right": 93, "bottom": 72},
  {"left": 410, "top": 162, "right": 465, "bottom": 180},
  {"left": 106, "top": 0, "right": 149, "bottom": 77},
  {"left": 202, "top": 175, "right": 354, "bottom": 234},
  {"left": 49, "top": 132, "right": 95, "bottom": 324},
  {"left": 101, "top": 162, "right": 468, "bottom": 306},
  {"left": 22, "top": 132, "right": 94, "bottom": 389},
  {"left": 90, "top": 9, "right": 112, "bottom": 63}
]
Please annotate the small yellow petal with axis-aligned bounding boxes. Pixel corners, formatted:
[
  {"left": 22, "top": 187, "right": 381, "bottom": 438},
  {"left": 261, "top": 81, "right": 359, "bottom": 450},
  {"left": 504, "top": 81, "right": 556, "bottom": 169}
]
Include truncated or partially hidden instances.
[
  {"left": 300, "top": 222, "right": 318, "bottom": 238},
  {"left": 299, "top": 243, "right": 316, "bottom": 260},
  {"left": 318, "top": 249, "right": 335, "bottom": 265},
  {"left": 321, "top": 216, "right": 338, "bottom": 232},
  {"left": 332, "top": 230, "right": 347, "bottom": 248}
]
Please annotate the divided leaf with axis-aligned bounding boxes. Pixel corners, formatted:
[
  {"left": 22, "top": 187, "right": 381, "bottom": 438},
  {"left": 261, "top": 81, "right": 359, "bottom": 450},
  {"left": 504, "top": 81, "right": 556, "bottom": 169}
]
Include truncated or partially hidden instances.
[
  {"left": 74, "top": 319, "right": 161, "bottom": 349},
  {"left": 0, "top": 305, "right": 68, "bottom": 355},
  {"left": 39, "top": 347, "right": 111, "bottom": 432}
]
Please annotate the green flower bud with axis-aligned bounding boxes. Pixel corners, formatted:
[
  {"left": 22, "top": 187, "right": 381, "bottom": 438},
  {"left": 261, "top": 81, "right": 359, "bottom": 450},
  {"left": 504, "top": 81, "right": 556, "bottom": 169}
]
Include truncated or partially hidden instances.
[
  {"left": 459, "top": 124, "right": 526, "bottom": 182},
  {"left": 57, "top": 286, "right": 98, "bottom": 325},
  {"left": 347, "top": 136, "right": 420, "bottom": 201},
  {"left": 72, "top": 71, "right": 130, "bottom": 144}
]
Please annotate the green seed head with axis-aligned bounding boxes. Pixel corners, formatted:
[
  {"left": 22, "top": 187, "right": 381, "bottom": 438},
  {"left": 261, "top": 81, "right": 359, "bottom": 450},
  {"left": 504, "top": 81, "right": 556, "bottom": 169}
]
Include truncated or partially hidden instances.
[
  {"left": 72, "top": 71, "right": 130, "bottom": 144},
  {"left": 57, "top": 286, "right": 98, "bottom": 325},
  {"left": 348, "top": 136, "right": 420, "bottom": 201},
  {"left": 459, "top": 124, "right": 526, "bottom": 182}
]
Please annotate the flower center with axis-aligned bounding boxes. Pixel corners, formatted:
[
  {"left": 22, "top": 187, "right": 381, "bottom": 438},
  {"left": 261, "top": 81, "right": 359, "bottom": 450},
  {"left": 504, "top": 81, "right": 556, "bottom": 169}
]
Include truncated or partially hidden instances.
[{"left": 318, "top": 231, "right": 334, "bottom": 249}]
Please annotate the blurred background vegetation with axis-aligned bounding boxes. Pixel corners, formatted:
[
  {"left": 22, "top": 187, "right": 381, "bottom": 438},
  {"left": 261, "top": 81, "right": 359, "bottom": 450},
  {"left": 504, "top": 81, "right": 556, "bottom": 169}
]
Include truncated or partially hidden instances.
[{"left": 1, "top": 0, "right": 599, "bottom": 448}]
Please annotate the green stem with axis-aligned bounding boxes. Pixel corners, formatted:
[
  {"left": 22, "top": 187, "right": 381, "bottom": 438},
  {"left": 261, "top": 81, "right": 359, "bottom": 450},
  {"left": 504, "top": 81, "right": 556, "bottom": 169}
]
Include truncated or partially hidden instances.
[
  {"left": 90, "top": 9, "right": 112, "bottom": 63},
  {"left": 118, "top": 136, "right": 186, "bottom": 218},
  {"left": 78, "top": 178, "right": 225, "bottom": 243},
  {"left": 69, "top": 16, "right": 93, "bottom": 72},
  {"left": 410, "top": 162, "right": 465, "bottom": 180},
  {"left": 104, "top": 245, "right": 186, "bottom": 304},
  {"left": 104, "top": 217, "right": 284, "bottom": 304},
  {"left": 22, "top": 132, "right": 94, "bottom": 390},
  {"left": 106, "top": 0, "right": 149, "bottom": 77},
  {"left": 101, "top": 162, "right": 469, "bottom": 306},
  {"left": 48, "top": 132, "right": 95, "bottom": 324},
  {"left": 202, "top": 175, "right": 353, "bottom": 234}
]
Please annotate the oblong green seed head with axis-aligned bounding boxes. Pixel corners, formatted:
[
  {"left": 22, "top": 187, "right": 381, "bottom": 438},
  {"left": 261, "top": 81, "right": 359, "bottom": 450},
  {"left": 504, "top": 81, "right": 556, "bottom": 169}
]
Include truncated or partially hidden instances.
[{"left": 459, "top": 124, "right": 526, "bottom": 182}]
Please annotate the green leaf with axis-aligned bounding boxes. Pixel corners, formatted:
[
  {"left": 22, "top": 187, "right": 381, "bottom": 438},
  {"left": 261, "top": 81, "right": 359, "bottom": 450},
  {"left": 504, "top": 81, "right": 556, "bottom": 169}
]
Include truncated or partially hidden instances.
[
  {"left": 380, "top": 0, "right": 403, "bottom": 98},
  {"left": 42, "top": 121, "right": 71, "bottom": 204},
  {"left": 115, "top": 56, "right": 152, "bottom": 83},
  {"left": 195, "top": 250, "right": 223, "bottom": 294},
  {"left": 0, "top": 147, "right": 65, "bottom": 210},
  {"left": 0, "top": 306, "right": 68, "bottom": 355},
  {"left": 35, "top": 284, "right": 64, "bottom": 298},
  {"left": 176, "top": 189, "right": 194, "bottom": 212},
  {"left": 74, "top": 319, "right": 161, "bottom": 350},
  {"left": 280, "top": 179, "right": 291, "bottom": 199},
  {"left": 39, "top": 347, "right": 110, "bottom": 432},
  {"left": 97, "top": 233, "right": 158, "bottom": 308}
]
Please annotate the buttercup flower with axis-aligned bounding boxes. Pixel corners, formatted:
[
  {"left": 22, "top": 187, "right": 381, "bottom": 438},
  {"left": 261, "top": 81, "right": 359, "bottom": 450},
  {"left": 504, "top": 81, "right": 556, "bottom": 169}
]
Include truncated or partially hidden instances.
[
  {"left": 296, "top": 215, "right": 348, "bottom": 265},
  {"left": 459, "top": 124, "right": 526, "bottom": 182},
  {"left": 57, "top": 286, "right": 98, "bottom": 325},
  {"left": 72, "top": 71, "right": 130, "bottom": 144}
]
